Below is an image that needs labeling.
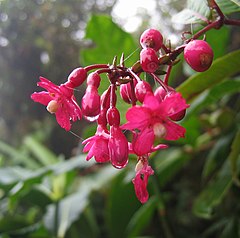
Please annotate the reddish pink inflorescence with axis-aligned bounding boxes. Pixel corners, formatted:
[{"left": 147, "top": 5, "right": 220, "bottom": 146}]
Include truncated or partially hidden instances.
[{"left": 31, "top": 27, "right": 196, "bottom": 203}]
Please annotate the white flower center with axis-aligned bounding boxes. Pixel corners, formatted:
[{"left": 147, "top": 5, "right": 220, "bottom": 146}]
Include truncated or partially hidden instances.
[
  {"left": 153, "top": 123, "right": 166, "bottom": 138},
  {"left": 47, "top": 100, "right": 59, "bottom": 114}
]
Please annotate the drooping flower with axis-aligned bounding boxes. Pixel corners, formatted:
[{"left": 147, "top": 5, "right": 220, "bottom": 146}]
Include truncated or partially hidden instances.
[
  {"left": 31, "top": 77, "right": 81, "bottom": 131},
  {"left": 122, "top": 92, "right": 189, "bottom": 155},
  {"left": 133, "top": 158, "right": 154, "bottom": 203},
  {"left": 108, "top": 126, "right": 129, "bottom": 169},
  {"left": 82, "top": 124, "right": 110, "bottom": 163}
]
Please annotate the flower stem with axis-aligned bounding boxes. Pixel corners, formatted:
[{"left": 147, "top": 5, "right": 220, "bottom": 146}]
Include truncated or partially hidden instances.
[
  {"left": 164, "top": 65, "right": 172, "bottom": 85},
  {"left": 84, "top": 64, "right": 109, "bottom": 72},
  {"left": 150, "top": 73, "right": 169, "bottom": 92},
  {"left": 225, "top": 18, "right": 240, "bottom": 26}
]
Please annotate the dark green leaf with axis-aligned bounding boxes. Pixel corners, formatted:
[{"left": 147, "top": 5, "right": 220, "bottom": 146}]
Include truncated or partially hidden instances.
[
  {"left": 106, "top": 169, "right": 141, "bottom": 238},
  {"left": 187, "top": 78, "right": 240, "bottom": 116},
  {"left": 126, "top": 197, "right": 158, "bottom": 237},
  {"left": 202, "top": 134, "right": 233, "bottom": 179},
  {"left": 154, "top": 149, "right": 190, "bottom": 186},
  {"left": 193, "top": 160, "right": 232, "bottom": 219},
  {"left": 177, "top": 50, "right": 240, "bottom": 101},
  {"left": 205, "top": 26, "right": 230, "bottom": 59},
  {"left": 229, "top": 130, "right": 240, "bottom": 185}
]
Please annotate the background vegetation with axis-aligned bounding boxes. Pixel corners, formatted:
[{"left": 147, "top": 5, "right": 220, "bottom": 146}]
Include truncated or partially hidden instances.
[{"left": 0, "top": 0, "right": 239, "bottom": 237}]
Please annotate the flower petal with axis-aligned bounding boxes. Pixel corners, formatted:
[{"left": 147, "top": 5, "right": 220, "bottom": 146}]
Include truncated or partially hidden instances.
[
  {"left": 132, "top": 164, "right": 154, "bottom": 203},
  {"left": 122, "top": 106, "right": 151, "bottom": 130},
  {"left": 157, "top": 92, "right": 189, "bottom": 116},
  {"left": 93, "top": 138, "right": 110, "bottom": 163},
  {"left": 143, "top": 93, "right": 160, "bottom": 111},
  {"left": 164, "top": 120, "right": 186, "bottom": 140},
  {"left": 133, "top": 127, "right": 155, "bottom": 156},
  {"left": 55, "top": 105, "right": 71, "bottom": 131},
  {"left": 31, "top": 92, "right": 52, "bottom": 106},
  {"left": 37, "top": 77, "right": 61, "bottom": 94}
]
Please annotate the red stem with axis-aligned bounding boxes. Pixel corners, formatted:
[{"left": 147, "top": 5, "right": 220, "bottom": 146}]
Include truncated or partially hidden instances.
[
  {"left": 110, "top": 84, "right": 117, "bottom": 108},
  {"left": 164, "top": 65, "right": 172, "bottom": 85},
  {"left": 130, "top": 79, "right": 137, "bottom": 106},
  {"left": 84, "top": 64, "right": 109, "bottom": 72},
  {"left": 224, "top": 18, "right": 240, "bottom": 26},
  {"left": 150, "top": 73, "right": 169, "bottom": 92}
]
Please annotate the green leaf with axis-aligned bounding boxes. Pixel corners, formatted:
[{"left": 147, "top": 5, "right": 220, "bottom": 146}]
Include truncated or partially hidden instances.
[
  {"left": 202, "top": 134, "right": 233, "bottom": 179},
  {"left": 172, "top": 0, "right": 240, "bottom": 24},
  {"left": 126, "top": 197, "right": 158, "bottom": 237},
  {"left": 230, "top": 0, "right": 240, "bottom": 7},
  {"left": 172, "top": 0, "right": 210, "bottom": 24},
  {"left": 0, "top": 166, "right": 50, "bottom": 190},
  {"left": 106, "top": 169, "right": 141, "bottom": 238},
  {"left": 177, "top": 50, "right": 240, "bottom": 101},
  {"left": 205, "top": 26, "right": 230, "bottom": 59},
  {"left": 229, "top": 130, "right": 240, "bottom": 185},
  {"left": 44, "top": 165, "right": 119, "bottom": 236},
  {"left": 193, "top": 160, "right": 232, "bottom": 219},
  {"left": 24, "top": 136, "right": 58, "bottom": 166},
  {"left": 0, "top": 140, "right": 39, "bottom": 169},
  {"left": 217, "top": 0, "right": 240, "bottom": 14},
  {"left": 187, "top": 78, "right": 240, "bottom": 116},
  {"left": 154, "top": 149, "right": 190, "bottom": 186},
  {"left": 81, "top": 15, "right": 138, "bottom": 67}
]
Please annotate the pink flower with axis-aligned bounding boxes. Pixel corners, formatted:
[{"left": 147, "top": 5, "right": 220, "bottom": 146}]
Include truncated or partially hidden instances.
[
  {"left": 109, "top": 126, "right": 129, "bottom": 169},
  {"left": 82, "top": 125, "right": 110, "bottom": 163},
  {"left": 133, "top": 159, "right": 154, "bottom": 203},
  {"left": 31, "top": 77, "right": 81, "bottom": 131},
  {"left": 122, "top": 92, "right": 189, "bottom": 155},
  {"left": 128, "top": 132, "right": 168, "bottom": 156}
]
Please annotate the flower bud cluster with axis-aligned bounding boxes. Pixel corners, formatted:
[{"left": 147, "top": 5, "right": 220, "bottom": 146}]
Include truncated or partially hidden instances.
[{"left": 32, "top": 28, "right": 215, "bottom": 203}]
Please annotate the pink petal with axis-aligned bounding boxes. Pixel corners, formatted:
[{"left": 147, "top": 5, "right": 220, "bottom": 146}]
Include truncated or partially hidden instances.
[
  {"left": 132, "top": 164, "right": 154, "bottom": 203},
  {"left": 143, "top": 93, "right": 160, "bottom": 111},
  {"left": 164, "top": 120, "right": 186, "bottom": 140},
  {"left": 31, "top": 92, "right": 52, "bottom": 106},
  {"left": 133, "top": 127, "right": 155, "bottom": 156},
  {"left": 63, "top": 97, "right": 82, "bottom": 122},
  {"left": 93, "top": 138, "right": 110, "bottom": 163},
  {"left": 157, "top": 92, "right": 189, "bottom": 117},
  {"left": 122, "top": 106, "right": 151, "bottom": 130},
  {"left": 82, "top": 138, "right": 95, "bottom": 151},
  {"left": 37, "top": 77, "right": 61, "bottom": 94},
  {"left": 55, "top": 105, "right": 71, "bottom": 131},
  {"left": 151, "top": 144, "right": 168, "bottom": 152}
]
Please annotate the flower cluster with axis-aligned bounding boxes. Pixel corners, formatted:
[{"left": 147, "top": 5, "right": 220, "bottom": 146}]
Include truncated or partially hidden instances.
[{"left": 32, "top": 28, "right": 192, "bottom": 203}]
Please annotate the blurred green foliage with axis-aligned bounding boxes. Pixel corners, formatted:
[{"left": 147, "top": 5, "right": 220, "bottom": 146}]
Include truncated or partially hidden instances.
[{"left": 0, "top": 0, "right": 240, "bottom": 237}]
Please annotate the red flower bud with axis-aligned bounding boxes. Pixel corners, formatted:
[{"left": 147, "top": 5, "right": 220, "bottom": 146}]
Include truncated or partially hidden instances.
[
  {"left": 120, "top": 79, "right": 137, "bottom": 104},
  {"left": 87, "top": 72, "right": 101, "bottom": 88},
  {"left": 109, "top": 126, "right": 128, "bottom": 169},
  {"left": 140, "top": 48, "right": 159, "bottom": 73},
  {"left": 135, "top": 81, "right": 153, "bottom": 103},
  {"left": 107, "top": 107, "right": 120, "bottom": 126},
  {"left": 67, "top": 67, "right": 87, "bottom": 87},
  {"left": 81, "top": 85, "right": 100, "bottom": 119}
]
